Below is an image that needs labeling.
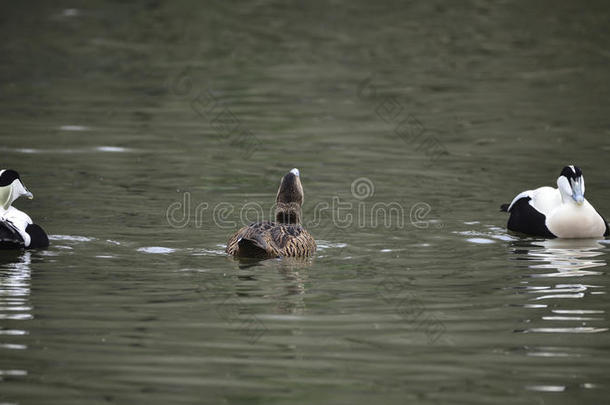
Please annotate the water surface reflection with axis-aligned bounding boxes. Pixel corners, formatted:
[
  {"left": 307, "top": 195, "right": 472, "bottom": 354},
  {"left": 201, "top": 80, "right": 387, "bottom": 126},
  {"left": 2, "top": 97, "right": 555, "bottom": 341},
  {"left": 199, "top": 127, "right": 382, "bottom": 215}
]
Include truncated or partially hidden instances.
[
  {"left": 510, "top": 238, "right": 607, "bottom": 334},
  {"left": 0, "top": 252, "right": 32, "bottom": 380}
]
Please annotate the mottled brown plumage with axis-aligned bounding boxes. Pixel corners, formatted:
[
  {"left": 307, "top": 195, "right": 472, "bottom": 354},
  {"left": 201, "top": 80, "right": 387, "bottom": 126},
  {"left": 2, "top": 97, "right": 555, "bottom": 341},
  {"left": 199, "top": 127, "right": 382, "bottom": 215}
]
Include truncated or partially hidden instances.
[{"left": 226, "top": 169, "right": 316, "bottom": 259}]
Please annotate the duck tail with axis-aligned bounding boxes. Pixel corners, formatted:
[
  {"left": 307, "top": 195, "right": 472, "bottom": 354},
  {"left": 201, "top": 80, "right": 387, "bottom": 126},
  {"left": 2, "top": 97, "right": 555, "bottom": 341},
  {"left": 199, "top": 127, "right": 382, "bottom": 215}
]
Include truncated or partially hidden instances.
[
  {"left": 26, "top": 224, "right": 49, "bottom": 248},
  {"left": 237, "top": 235, "right": 271, "bottom": 258},
  {"left": 500, "top": 203, "right": 510, "bottom": 212}
]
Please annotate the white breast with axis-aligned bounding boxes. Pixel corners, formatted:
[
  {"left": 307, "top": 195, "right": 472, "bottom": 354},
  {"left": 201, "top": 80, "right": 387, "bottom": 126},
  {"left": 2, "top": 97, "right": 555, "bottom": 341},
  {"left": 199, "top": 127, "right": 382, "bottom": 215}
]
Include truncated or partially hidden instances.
[
  {"left": 546, "top": 201, "right": 606, "bottom": 238},
  {"left": 0, "top": 207, "right": 33, "bottom": 246}
]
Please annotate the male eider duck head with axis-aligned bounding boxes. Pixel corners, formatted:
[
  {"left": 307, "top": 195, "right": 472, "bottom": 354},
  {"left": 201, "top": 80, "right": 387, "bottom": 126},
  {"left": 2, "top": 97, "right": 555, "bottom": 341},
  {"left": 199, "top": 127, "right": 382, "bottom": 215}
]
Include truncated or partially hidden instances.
[
  {"left": 501, "top": 165, "right": 609, "bottom": 239},
  {"left": 0, "top": 169, "right": 49, "bottom": 249},
  {"left": 225, "top": 168, "right": 316, "bottom": 259},
  {"left": 0, "top": 169, "right": 33, "bottom": 210},
  {"left": 557, "top": 165, "right": 585, "bottom": 205},
  {"left": 275, "top": 168, "right": 304, "bottom": 224}
]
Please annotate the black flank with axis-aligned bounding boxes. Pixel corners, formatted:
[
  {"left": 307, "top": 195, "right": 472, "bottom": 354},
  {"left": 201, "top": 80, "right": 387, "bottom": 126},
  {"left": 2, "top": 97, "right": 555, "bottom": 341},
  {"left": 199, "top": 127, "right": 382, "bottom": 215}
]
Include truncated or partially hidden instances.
[
  {"left": 506, "top": 197, "right": 556, "bottom": 238},
  {"left": 0, "top": 221, "right": 25, "bottom": 249}
]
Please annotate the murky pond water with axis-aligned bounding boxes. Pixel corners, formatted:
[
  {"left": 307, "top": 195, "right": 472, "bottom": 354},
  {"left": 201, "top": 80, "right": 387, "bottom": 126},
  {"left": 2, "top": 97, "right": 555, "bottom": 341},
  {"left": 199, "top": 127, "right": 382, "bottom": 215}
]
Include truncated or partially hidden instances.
[{"left": 1, "top": 1, "right": 610, "bottom": 404}]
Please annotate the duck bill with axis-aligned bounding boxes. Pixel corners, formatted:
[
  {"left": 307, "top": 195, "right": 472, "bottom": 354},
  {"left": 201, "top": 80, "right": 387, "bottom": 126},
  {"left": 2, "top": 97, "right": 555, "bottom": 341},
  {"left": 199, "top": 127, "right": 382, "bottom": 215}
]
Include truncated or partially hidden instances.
[
  {"left": 571, "top": 184, "right": 584, "bottom": 205},
  {"left": 17, "top": 180, "right": 34, "bottom": 200}
]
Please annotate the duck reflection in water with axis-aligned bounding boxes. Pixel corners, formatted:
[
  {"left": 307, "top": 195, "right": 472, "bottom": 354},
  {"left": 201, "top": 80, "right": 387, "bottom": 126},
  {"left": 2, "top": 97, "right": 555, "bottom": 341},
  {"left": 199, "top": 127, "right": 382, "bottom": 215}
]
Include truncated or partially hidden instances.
[
  {"left": 230, "top": 258, "right": 311, "bottom": 315},
  {"left": 0, "top": 251, "right": 32, "bottom": 343},
  {"left": 511, "top": 238, "right": 607, "bottom": 276},
  {"left": 510, "top": 238, "right": 608, "bottom": 335}
]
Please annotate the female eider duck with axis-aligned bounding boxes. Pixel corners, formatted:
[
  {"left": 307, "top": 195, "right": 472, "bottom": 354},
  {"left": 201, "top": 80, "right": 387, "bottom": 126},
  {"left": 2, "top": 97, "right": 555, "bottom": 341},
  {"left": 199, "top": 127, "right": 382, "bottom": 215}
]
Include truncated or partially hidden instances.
[
  {"left": 501, "top": 165, "right": 609, "bottom": 238},
  {"left": 226, "top": 168, "right": 316, "bottom": 259},
  {"left": 0, "top": 169, "right": 49, "bottom": 249}
]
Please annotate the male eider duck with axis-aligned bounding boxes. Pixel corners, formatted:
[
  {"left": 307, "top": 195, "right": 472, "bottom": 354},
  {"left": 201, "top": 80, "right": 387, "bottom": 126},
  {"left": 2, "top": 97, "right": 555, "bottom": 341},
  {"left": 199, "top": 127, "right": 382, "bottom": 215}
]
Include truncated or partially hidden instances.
[
  {"left": 501, "top": 165, "right": 609, "bottom": 238},
  {"left": 226, "top": 168, "right": 316, "bottom": 259},
  {"left": 0, "top": 170, "right": 49, "bottom": 249}
]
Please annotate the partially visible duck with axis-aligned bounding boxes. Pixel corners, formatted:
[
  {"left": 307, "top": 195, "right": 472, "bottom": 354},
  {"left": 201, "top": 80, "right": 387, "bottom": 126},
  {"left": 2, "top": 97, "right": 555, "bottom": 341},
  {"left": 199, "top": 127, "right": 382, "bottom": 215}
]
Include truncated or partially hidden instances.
[
  {"left": 501, "top": 165, "right": 609, "bottom": 238},
  {"left": 226, "top": 168, "right": 316, "bottom": 259},
  {"left": 0, "top": 169, "right": 49, "bottom": 249}
]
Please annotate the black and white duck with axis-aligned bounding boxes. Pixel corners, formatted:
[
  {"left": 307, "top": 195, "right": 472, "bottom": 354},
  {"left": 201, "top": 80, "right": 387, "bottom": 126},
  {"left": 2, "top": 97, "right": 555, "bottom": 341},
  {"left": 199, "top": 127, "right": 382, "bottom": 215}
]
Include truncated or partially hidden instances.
[
  {"left": 0, "top": 169, "right": 49, "bottom": 249},
  {"left": 501, "top": 165, "right": 609, "bottom": 238},
  {"left": 226, "top": 168, "right": 316, "bottom": 259}
]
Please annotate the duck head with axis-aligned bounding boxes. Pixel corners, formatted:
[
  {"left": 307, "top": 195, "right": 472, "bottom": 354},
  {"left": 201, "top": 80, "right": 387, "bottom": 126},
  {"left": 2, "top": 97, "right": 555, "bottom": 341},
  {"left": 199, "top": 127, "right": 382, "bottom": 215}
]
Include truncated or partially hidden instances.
[
  {"left": 275, "top": 168, "right": 304, "bottom": 224},
  {"left": 557, "top": 165, "right": 585, "bottom": 205},
  {"left": 0, "top": 169, "right": 33, "bottom": 211}
]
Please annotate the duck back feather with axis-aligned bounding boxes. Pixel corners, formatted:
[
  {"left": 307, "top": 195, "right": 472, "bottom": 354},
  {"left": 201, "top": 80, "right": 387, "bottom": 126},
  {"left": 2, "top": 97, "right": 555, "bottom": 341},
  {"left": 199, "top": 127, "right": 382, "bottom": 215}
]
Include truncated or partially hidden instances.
[{"left": 226, "top": 221, "right": 316, "bottom": 259}]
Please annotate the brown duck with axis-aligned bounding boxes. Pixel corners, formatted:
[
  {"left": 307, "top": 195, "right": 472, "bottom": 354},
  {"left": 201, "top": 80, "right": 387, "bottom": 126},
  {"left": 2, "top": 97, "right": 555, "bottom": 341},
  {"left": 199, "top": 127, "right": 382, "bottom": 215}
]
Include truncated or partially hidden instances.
[{"left": 226, "top": 168, "right": 316, "bottom": 259}]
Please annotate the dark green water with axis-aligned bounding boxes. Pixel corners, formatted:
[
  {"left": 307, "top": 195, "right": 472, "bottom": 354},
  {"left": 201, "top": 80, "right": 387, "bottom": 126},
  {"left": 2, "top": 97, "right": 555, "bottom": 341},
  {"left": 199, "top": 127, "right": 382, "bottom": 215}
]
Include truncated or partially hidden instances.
[{"left": 1, "top": 1, "right": 610, "bottom": 404}]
